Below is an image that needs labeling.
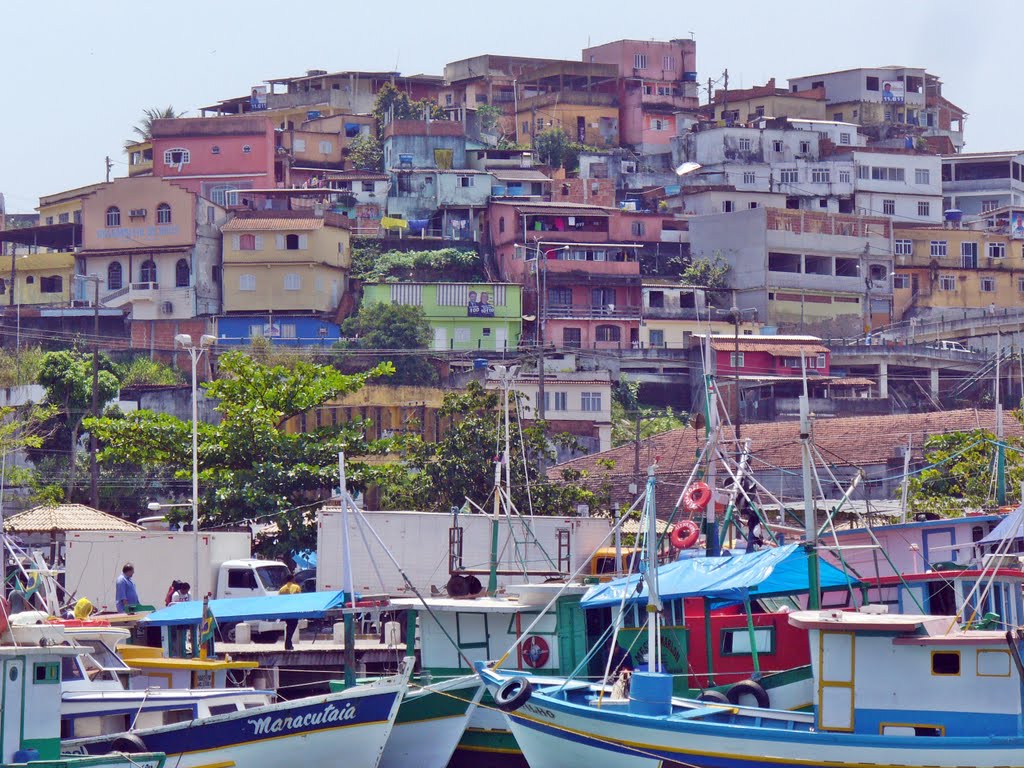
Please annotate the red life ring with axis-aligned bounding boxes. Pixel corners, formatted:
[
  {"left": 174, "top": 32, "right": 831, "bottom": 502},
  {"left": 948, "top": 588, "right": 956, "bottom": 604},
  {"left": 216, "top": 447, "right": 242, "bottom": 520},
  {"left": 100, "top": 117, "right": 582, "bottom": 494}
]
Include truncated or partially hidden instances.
[
  {"left": 670, "top": 520, "right": 701, "bottom": 550},
  {"left": 0, "top": 597, "right": 8, "bottom": 636},
  {"left": 683, "top": 482, "right": 713, "bottom": 514},
  {"left": 521, "top": 635, "right": 550, "bottom": 668}
]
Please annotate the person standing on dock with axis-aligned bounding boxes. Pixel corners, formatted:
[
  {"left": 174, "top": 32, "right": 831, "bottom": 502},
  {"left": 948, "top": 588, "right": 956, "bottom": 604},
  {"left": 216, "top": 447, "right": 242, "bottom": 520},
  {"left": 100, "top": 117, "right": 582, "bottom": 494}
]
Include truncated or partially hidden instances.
[
  {"left": 115, "top": 563, "right": 139, "bottom": 613},
  {"left": 279, "top": 573, "right": 302, "bottom": 650}
]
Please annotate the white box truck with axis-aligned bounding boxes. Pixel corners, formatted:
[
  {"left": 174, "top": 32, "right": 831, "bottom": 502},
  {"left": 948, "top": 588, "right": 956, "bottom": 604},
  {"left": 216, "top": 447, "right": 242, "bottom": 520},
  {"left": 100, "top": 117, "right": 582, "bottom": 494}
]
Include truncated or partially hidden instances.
[{"left": 316, "top": 509, "right": 613, "bottom": 596}]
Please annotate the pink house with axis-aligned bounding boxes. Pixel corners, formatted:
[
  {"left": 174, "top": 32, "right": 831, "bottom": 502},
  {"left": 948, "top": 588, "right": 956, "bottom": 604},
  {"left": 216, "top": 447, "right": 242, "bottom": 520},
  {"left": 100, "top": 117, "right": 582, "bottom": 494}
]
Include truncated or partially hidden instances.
[
  {"left": 151, "top": 116, "right": 278, "bottom": 204},
  {"left": 488, "top": 200, "right": 641, "bottom": 349},
  {"left": 711, "top": 336, "right": 831, "bottom": 378},
  {"left": 583, "top": 39, "right": 699, "bottom": 149}
]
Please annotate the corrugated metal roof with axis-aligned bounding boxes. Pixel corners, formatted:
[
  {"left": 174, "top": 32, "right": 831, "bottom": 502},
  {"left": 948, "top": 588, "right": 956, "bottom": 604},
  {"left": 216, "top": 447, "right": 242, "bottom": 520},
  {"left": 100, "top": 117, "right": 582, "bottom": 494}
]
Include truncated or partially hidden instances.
[
  {"left": 222, "top": 217, "right": 324, "bottom": 232},
  {"left": 710, "top": 340, "right": 829, "bottom": 355},
  {"left": 489, "top": 169, "right": 553, "bottom": 182},
  {"left": 4, "top": 504, "right": 144, "bottom": 533},
  {"left": 494, "top": 201, "right": 612, "bottom": 217}
]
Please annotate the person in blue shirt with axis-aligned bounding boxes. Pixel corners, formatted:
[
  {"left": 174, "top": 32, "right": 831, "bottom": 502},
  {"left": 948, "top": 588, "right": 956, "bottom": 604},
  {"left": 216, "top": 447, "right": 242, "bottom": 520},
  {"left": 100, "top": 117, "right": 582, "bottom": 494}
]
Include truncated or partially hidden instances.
[{"left": 115, "top": 563, "right": 139, "bottom": 613}]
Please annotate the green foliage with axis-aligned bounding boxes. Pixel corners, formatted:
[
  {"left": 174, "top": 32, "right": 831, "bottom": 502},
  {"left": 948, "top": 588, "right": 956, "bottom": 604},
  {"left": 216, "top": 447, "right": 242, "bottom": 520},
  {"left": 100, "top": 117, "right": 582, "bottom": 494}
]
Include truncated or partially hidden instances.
[
  {"left": 682, "top": 254, "right": 731, "bottom": 290},
  {"left": 532, "top": 128, "right": 597, "bottom": 173},
  {"left": 382, "top": 381, "right": 596, "bottom": 514},
  {"left": 348, "top": 133, "right": 383, "bottom": 172},
  {"left": 127, "top": 106, "right": 182, "bottom": 147},
  {"left": 906, "top": 429, "right": 1024, "bottom": 515},
  {"left": 115, "top": 356, "right": 184, "bottom": 387},
  {"left": 611, "top": 378, "right": 688, "bottom": 447},
  {"left": 85, "top": 352, "right": 396, "bottom": 559},
  {"left": 352, "top": 247, "right": 482, "bottom": 282},
  {"left": 476, "top": 104, "right": 504, "bottom": 140},
  {"left": 372, "top": 82, "right": 446, "bottom": 125},
  {"left": 341, "top": 303, "right": 437, "bottom": 385},
  {"left": 0, "top": 346, "right": 44, "bottom": 388}
]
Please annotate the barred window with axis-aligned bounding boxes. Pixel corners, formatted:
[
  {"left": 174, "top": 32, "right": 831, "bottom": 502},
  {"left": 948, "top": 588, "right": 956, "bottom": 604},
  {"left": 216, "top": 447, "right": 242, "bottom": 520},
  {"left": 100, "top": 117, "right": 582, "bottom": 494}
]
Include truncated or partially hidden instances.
[{"left": 390, "top": 284, "right": 423, "bottom": 305}]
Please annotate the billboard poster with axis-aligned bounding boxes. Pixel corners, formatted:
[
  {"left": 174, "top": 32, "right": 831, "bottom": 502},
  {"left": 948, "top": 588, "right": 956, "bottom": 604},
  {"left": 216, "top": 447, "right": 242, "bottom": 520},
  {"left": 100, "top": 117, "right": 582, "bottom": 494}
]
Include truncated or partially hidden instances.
[
  {"left": 250, "top": 86, "right": 268, "bottom": 111},
  {"left": 468, "top": 290, "right": 495, "bottom": 317},
  {"left": 1012, "top": 212, "right": 1024, "bottom": 239},
  {"left": 881, "top": 80, "right": 905, "bottom": 103}
]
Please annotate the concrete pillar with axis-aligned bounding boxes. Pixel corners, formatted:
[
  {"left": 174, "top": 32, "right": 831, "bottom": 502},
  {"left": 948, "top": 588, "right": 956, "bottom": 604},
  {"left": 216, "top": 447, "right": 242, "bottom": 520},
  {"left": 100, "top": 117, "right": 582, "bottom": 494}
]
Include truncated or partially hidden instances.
[
  {"left": 879, "top": 361, "right": 889, "bottom": 399},
  {"left": 930, "top": 366, "right": 939, "bottom": 397}
]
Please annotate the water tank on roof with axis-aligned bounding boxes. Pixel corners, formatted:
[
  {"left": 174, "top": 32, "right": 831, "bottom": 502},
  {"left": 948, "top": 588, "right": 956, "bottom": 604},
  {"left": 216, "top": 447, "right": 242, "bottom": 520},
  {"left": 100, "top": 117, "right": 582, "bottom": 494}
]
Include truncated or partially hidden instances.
[
  {"left": 944, "top": 209, "right": 963, "bottom": 223},
  {"left": 683, "top": 71, "right": 698, "bottom": 82},
  {"left": 307, "top": 110, "right": 321, "bottom": 120}
]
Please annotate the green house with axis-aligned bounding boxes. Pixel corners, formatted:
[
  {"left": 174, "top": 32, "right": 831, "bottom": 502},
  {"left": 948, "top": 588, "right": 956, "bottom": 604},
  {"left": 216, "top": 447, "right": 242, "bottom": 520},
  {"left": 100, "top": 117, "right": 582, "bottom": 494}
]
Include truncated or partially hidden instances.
[{"left": 362, "top": 281, "right": 522, "bottom": 351}]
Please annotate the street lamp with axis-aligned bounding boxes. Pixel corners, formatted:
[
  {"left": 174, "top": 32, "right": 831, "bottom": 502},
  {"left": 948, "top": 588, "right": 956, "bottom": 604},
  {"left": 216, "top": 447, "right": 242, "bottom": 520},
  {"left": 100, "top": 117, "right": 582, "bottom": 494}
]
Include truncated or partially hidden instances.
[{"left": 174, "top": 333, "right": 216, "bottom": 594}]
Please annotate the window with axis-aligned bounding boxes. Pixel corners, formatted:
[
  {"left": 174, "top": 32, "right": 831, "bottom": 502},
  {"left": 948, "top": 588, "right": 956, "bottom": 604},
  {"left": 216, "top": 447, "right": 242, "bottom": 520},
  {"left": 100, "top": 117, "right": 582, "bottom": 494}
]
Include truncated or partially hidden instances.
[
  {"left": 649, "top": 329, "right": 665, "bottom": 347},
  {"left": 563, "top": 327, "right": 582, "bottom": 348},
  {"left": 870, "top": 166, "right": 905, "bottom": 182},
  {"left": 883, "top": 199, "right": 895, "bottom": 216},
  {"left": 857, "top": 165, "right": 870, "bottom": 179},
  {"left": 209, "top": 185, "right": 239, "bottom": 207},
  {"left": 548, "top": 287, "right": 572, "bottom": 306},
  {"left": 738, "top": 137, "right": 752, "bottom": 152},
  {"left": 45, "top": 216, "right": 54, "bottom": 226},
  {"left": 742, "top": 171, "right": 755, "bottom": 184},
  {"left": 662, "top": 55, "right": 675, "bottom": 70},
  {"left": 33, "top": 662, "right": 59, "bottom": 684},
  {"left": 721, "top": 627, "right": 775, "bottom": 655},
  {"left": 284, "top": 273, "right": 301, "bottom": 290},
  {"left": 930, "top": 240, "right": 948, "bottom": 257},
  {"left": 981, "top": 277, "right": 995, "bottom": 292},
  {"left": 869, "top": 264, "right": 888, "bottom": 281},
  {"left": 581, "top": 391, "right": 603, "bottom": 411},
  {"left": 457, "top": 174, "right": 475, "bottom": 188},
  {"left": 163, "top": 148, "right": 190, "bottom": 166},
  {"left": 961, "top": 241, "right": 978, "bottom": 268},
  {"left": 545, "top": 391, "right": 568, "bottom": 412},
  {"left": 631, "top": 221, "right": 646, "bottom": 237},
  {"left": 242, "top": 145, "right": 252, "bottom": 154},
  {"left": 799, "top": 141, "right": 811, "bottom": 154},
  {"left": 838, "top": 170, "right": 851, "bottom": 184},
  {"left": 722, "top": 200, "right": 735, "bottom": 213},
  {"left": 748, "top": 201, "right": 759, "bottom": 209},
  {"left": 648, "top": 290, "right": 664, "bottom": 308},
  {"left": 917, "top": 201, "right": 931, "bottom": 217},
  {"left": 498, "top": 217, "right": 505, "bottom": 234},
  {"left": 915, "top": 168, "right": 931, "bottom": 185},
  {"left": 58, "top": 212, "right": 70, "bottom": 224},
  {"left": 772, "top": 140, "right": 783, "bottom": 153},
  {"left": 174, "top": 258, "right": 190, "bottom": 288},
  {"left": 156, "top": 203, "right": 172, "bottom": 224},
  {"left": 239, "top": 274, "right": 256, "bottom": 291},
  {"left": 595, "top": 325, "right": 621, "bottom": 342},
  {"left": 931, "top": 651, "right": 961, "bottom": 676},
  {"left": 840, "top": 132, "right": 851, "bottom": 145},
  {"left": 755, "top": 105, "right": 765, "bottom": 117},
  {"left": 988, "top": 242, "right": 1006, "bottom": 258},
  {"left": 107, "top": 261, "right": 123, "bottom": 291},
  {"left": 866, "top": 76, "right": 880, "bottom": 91},
  {"left": 895, "top": 239, "right": 912, "bottom": 256},
  {"left": 981, "top": 200, "right": 999, "bottom": 213},
  {"left": 939, "top": 274, "right": 957, "bottom": 291},
  {"left": 285, "top": 234, "right": 300, "bottom": 250},
  {"left": 729, "top": 352, "right": 745, "bottom": 368},
  {"left": 239, "top": 234, "right": 256, "bottom": 250},
  {"left": 634, "top": 53, "right": 647, "bottom": 70},
  {"left": 779, "top": 169, "right": 798, "bottom": 184},
  {"left": 811, "top": 168, "right": 830, "bottom": 183},
  {"left": 227, "top": 569, "right": 257, "bottom": 589},
  {"left": 139, "top": 260, "right": 157, "bottom": 284},
  {"left": 294, "top": 138, "right": 306, "bottom": 152},
  {"left": 105, "top": 207, "right": 121, "bottom": 227},
  {"left": 319, "top": 141, "right": 333, "bottom": 154},
  {"left": 893, "top": 274, "right": 909, "bottom": 289},
  {"left": 39, "top": 275, "right": 63, "bottom": 294},
  {"left": 211, "top": 145, "right": 220, "bottom": 155},
  {"left": 1018, "top": 277, "right": 1024, "bottom": 293}
]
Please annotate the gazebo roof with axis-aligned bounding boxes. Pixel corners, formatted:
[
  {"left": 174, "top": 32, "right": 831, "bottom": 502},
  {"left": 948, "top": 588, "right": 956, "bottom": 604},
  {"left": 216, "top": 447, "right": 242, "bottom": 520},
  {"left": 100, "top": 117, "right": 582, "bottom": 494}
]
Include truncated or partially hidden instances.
[{"left": 4, "top": 504, "right": 143, "bottom": 533}]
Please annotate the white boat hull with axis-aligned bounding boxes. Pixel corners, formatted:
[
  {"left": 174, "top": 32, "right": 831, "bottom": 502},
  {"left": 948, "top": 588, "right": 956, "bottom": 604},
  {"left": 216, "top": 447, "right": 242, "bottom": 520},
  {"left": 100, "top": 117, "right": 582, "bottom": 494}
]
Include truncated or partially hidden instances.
[{"left": 379, "top": 676, "right": 483, "bottom": 768}]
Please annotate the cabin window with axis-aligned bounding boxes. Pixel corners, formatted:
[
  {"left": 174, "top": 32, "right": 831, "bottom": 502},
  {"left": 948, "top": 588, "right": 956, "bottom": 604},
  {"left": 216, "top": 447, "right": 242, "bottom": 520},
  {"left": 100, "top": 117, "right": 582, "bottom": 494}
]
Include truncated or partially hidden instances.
[
  {"left": 227, "top": 569, "right": 257, "bottom": 589},
  {"left": 34, "top": 662, "right": 59, "bottom": 684},
  {"left": 931, "top": 651, "right": 960, "bottom": 676},
  {"left": 720, "top": 627, "right": 776, "bottom": 655},
  {"left": 977, "top": 649, "right": 1011, "bottom": 677},
  {"left": 208, "top": 704, "right": 239, "bottom": 716},
  {"left": 61, "top": 656, "right": 84, "bottom": 681}
]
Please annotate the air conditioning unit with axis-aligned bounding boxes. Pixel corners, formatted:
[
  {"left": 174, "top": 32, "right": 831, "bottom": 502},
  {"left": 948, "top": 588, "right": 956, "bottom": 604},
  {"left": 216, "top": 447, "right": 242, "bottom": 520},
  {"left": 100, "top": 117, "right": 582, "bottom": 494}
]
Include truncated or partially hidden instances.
[
  {"left": 129, "top": 208, "right": 147, "bottom": 218},
  {"left": 161, "top": 301, "right": 174, "bottom": 315}
]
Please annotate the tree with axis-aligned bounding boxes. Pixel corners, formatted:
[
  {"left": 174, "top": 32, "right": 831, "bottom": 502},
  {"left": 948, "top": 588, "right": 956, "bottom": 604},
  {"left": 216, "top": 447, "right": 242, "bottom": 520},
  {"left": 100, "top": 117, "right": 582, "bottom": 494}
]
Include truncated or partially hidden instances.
[
  {"left": 534, "top": 128, "right": 577, "bottom": 171},
  {"left": 34, "top": 350, "right": 119, "bottom": 499},
  {"left": 372, "top": 82, "right": 446, "bottom": 125},
  {"left": 348, "top": 133, "right": 383, "bottom": 171},
  {"left": 906, "top": 429, "right": 1024, "bottom": 516},
  {"left": 611, "top": 378, "right": 687, "bottom": 447},
  {"left": 383, "top": 381, "right": 596, "bottom": 515},
  {"left": 127, "top": 106, "right": 182, "bottom": 147},
  {"left": 85, "top": 352, "right": 396, "bottom": 559},
  {"left": 115, "top": 356, "right": 184, "bottom": 387},
  {"left": 350, "top": 247, "right": 482, "bottom": 283},
  {"left": 682, "top": 254, "right": 731, "bottom": 290},
  {"left": 342, "top": 303, "right": 437, "bottom": 385}
]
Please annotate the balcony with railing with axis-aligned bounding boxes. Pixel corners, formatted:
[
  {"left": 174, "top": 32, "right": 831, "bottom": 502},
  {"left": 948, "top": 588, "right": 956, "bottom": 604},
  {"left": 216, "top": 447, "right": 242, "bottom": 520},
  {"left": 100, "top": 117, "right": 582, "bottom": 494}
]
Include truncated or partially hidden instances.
[{"left": 543, "top": 303, "right": 642, "bottom": 321}]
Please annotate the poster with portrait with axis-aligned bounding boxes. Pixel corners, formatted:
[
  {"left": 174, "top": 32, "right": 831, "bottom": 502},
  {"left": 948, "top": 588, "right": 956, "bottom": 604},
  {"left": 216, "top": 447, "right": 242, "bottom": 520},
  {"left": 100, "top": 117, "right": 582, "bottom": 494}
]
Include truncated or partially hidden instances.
[
  {"left": 468, "top": 289, "right": 495, "bottom": 317},
  {"left": 250, "top": 86, "right": 268, "bottom": 111},
  {"left": 881, "top": 80, "right": 905, "bottom": 103}
]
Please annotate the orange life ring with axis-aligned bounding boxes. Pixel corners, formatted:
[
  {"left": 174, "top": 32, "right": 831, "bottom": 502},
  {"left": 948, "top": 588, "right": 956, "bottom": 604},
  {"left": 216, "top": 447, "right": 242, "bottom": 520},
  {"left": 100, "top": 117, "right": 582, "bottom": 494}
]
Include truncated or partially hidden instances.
[
  {"left": 683, "top": 482, "right": 713, "bottom": 514},
  {"left": 670, "top": 520, "right": 701, "bottom": 550},
  {"left": 521, "top": 635, "right": 550, "bottom": 668},
  {"left": 0, "top": 597, "right": 8, "bottom": 635}
]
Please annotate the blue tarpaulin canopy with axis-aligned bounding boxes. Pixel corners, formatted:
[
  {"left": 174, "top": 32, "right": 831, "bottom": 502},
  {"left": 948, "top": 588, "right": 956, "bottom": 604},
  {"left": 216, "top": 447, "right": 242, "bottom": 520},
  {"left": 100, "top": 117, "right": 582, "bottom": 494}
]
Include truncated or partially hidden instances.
[
  {"left": 141, "top": 591, "right": 352, "bottom": 627},
  {"left": 580, "top": 544, "right": 857, "bottom": 609},
  {"left": 979, "top": 505, "right": 1024, "bottom": 545}
]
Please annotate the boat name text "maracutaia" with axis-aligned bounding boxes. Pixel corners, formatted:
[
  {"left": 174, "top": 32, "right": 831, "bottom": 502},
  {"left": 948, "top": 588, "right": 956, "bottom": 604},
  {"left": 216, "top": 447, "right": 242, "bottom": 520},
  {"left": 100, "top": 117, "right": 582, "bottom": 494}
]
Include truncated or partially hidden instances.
[{"left": 248, "top": 702, "right": 358, "bottom": 735}]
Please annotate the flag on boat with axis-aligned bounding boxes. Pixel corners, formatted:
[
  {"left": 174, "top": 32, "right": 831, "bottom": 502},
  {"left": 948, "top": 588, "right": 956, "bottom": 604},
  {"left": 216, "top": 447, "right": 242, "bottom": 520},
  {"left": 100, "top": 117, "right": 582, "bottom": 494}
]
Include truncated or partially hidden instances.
[{"left": 200, "top": 601, "right": 217, "bottom": 644}]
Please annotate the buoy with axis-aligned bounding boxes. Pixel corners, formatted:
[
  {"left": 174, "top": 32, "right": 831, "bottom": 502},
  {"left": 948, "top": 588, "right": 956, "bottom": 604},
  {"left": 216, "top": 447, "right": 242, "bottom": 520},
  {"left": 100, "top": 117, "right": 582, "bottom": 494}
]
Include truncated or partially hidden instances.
[
  {"left": 670, "top": 520, "right": 701, "bottom": 549},
  {"left": 682, "top": 482, "right": 713, "bottom": 513}
]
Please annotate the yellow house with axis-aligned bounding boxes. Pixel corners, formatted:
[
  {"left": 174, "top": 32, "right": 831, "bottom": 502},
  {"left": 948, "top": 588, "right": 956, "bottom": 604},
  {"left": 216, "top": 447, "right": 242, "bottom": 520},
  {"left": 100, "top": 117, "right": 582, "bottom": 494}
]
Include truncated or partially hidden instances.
[
  {"left": 516, "top": 100, "right": 620, "bottom": 148},
  {"left": 892, "top": 224, "right": 1023, "bottom": 320},
  {"left": 1, "top": 252, "right": 76, "bottom": 306},
  {"left": 37, "top": 182, "right": 108, "bottom": 228},
  {"left": 713, "top": 79, "right": 826, "bottom": 123},
  {"left": 282, "top": 384, "right": 448, "bottom": 442},
  {"left": 125, "top": 140, "right": 154, "bottom": 177},
  {"left": 220, "top": 211, "right": 351, "bottom": 315}
]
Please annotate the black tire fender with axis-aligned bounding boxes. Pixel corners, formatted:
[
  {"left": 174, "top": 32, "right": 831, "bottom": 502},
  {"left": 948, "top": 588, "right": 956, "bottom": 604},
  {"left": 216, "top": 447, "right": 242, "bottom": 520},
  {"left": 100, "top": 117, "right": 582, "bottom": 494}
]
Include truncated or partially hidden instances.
[
  {"left": 726, "top": 679, "right": 770, "bottom": 708},
  {"left": 111, "top": 734, "right": 147, "bottom": 754},
  {"left": 494, "top": 676, "right": 533, "bottom": 712},
  {"left": 447, "top": 575, "right": 470, "bottom": 597},
  {"left": 697, "top": 689, "right": 730, "bottom": 704}
]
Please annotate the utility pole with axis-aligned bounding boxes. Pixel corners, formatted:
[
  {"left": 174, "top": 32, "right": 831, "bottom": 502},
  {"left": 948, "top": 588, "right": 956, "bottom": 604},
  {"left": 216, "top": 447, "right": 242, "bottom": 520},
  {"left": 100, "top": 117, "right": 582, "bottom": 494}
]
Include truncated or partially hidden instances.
[
  {"left": 76, "top": 274, "right": 103, "bottom": 508},
  {"left": 722, "top": 69, "right": 729, "bottom": 124},
  {"left": 535, "top": 250, "right": 546, "bottom": 423},
  {"left": 104, "top": 156, "right": 113, "bottom": 183}
]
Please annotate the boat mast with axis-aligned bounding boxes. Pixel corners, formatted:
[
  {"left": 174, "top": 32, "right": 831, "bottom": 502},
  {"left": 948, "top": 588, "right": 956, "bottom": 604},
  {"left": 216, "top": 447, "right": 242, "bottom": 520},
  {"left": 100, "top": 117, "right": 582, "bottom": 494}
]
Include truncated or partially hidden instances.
[
  {"left": 996, "top": 331, "right": 1006, "bottom": 506},
  {"left": 644, "top": 465, "right": 661, "bottom": 672},
  {"left": 799, "top": 352, "right": 820, "bottom": 609},
  {"left": 338, "top": 452, "right": 357, "bottom": 687},
  {"left": 704, "top": 333, "right": 721, "bottom": 557}
]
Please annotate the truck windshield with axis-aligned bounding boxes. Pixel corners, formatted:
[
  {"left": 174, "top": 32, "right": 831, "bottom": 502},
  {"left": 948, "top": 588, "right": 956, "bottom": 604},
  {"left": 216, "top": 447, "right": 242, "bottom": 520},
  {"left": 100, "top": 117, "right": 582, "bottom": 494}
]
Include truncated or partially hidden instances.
[{"left": 255, "top": 565, "right": 291, "bottom": 591}]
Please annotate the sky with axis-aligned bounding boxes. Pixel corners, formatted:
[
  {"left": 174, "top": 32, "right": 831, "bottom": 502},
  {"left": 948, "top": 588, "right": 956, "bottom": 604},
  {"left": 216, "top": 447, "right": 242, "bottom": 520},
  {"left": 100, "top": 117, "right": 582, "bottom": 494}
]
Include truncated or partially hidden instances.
[{"left": 0, "top": 0, "right": 1010, "bottom": 213}]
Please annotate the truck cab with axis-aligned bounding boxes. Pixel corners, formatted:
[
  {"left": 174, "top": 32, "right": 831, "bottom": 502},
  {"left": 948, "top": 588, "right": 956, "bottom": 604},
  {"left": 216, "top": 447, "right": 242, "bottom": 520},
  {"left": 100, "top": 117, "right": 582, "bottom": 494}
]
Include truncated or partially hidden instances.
[{"left": 216, "top": 559, "right": 291, "bottom": 599}]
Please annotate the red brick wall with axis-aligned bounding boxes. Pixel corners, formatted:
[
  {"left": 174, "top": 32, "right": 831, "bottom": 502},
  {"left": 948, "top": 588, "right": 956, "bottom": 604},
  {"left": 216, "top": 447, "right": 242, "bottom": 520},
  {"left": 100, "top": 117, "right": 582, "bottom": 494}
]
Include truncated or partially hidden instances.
[
  {"left": 131, "top": 318, "right": 214, "bottom": 379},
  {"left": 552, "top": 178, "right": 616, "bottom": 208}
]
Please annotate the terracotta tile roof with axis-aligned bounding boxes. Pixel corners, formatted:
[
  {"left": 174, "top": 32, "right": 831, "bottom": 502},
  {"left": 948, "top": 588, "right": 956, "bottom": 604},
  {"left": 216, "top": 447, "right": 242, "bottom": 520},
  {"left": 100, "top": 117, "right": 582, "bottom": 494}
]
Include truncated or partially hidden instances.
[
  {"left": 4, "top": 504, "right": 144, "bottom": 533},
  {"left": 491, "top": 201, "right": 613, "bottom": 217},
  {"left": 222, "top": 214, "right": 324, "bottom": 232},
  {"left": 548, "top": 409, "right": 1024, "bottom": 513},
  {"left": 826, "top": 377, "right": 875, "bottom": 386},
  {"left": 711, "top": 340, "right": 829, "bottom": 355}
]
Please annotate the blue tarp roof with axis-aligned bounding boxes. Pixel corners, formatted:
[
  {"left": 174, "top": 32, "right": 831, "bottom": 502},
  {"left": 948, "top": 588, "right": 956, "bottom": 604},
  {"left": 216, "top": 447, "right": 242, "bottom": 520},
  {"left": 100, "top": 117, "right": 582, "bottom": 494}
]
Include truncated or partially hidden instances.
[
  {"left": 979, "top": 506, "right": 1023, "bottom": 545},
  {"left": 581, "top": 544, "right": 856, "bottom": 609},
  {"left": 141, "top": 591, "right": 350, "bottom": 627}
]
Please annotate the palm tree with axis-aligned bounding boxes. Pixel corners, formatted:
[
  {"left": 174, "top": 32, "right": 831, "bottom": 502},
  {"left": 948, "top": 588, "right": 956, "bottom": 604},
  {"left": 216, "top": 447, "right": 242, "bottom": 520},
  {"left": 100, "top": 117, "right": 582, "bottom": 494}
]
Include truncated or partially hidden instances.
[{"left": 125, "top": 106, "right": 183, "bottom": 150}]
